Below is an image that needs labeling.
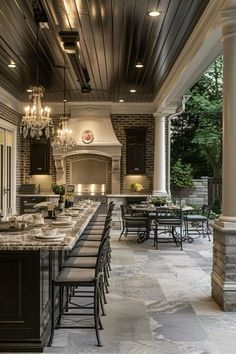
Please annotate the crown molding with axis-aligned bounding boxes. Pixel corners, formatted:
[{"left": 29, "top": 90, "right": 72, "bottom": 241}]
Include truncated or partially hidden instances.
[
  {"left": 0, "top": 87, "right": 22, "bottom": 113},
  {"left": 20, "top": 101, "right": 155, "bottom": 116}
]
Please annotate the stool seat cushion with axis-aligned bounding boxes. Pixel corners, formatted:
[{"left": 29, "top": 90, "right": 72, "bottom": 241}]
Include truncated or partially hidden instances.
[
  {"left": 82, "top": 230, "right": 103, "bottom": 235},
  {"left": 55, "top": 268, "right": 95, "bottom": 283},
  {"left": 63, "top": 256, "right": 97, "bottom": 268},
  {"left": 80, "top": 234, "right": 103, "bottom": 241},
  {"left": 70, "top": 247, "right": 99, "bottom": 257},
  {"left": 77, "top": 240, "right": 100, "bottom": 248}
]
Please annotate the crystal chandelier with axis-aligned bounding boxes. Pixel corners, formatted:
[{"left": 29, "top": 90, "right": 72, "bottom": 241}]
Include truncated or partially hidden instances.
[
  {"left": 52, "top": 67, "right": 76, "bottom": 152},
  {"left": 21, "top": 85, "right": 53, "bottom": 139},
  {"left": 20, "top": 23, "right": 53, "bottom": 140}
]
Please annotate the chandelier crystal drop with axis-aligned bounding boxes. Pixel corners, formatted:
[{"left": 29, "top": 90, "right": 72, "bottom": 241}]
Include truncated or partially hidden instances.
[
  {"left": 21, "top": 85, "right": 53, "bottom": 139},
  {"left": 52, "top": 66, "right": 76, "bottom": 152},
  {"left": 52, "top": 116, "right": 76, "bottom": 152},
  {"left": 20, "top": 22, "right": 53, "bottom": 140}
]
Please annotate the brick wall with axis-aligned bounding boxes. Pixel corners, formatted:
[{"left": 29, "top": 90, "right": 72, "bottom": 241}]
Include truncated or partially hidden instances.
[
  {"left": 111, "top": 114, "right": 154, "bottom": 193},
  {"left": 0, "top": 103, "right": 21, "bottom": 211}
]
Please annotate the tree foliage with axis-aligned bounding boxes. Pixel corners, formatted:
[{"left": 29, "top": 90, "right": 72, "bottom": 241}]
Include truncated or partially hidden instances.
[
  {"left": 171, "top": 56, "right": 222, "bottom": 178},
  {"left": 171, "top": 159, "right": 194, "bottom": 192}
]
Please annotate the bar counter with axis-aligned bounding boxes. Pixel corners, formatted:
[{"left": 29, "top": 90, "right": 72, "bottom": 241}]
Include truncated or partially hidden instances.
[{"left": 0, "top": 202, "right": 100, "bottom": 352}]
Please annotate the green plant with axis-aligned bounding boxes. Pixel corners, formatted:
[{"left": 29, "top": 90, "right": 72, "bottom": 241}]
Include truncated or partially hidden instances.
[
  {"left": 171, "top": 159, "right": 194, "bottom": 192},
  {"left": 150, "top": 196, "right": 166, "bottom": 206},
  {"left": 52, "top": 183, "right": 65, "bottom": 195}
]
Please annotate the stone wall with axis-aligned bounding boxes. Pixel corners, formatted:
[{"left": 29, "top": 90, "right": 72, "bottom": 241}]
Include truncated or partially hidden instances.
[
  {"left": 172, "top": 177, "right": 209, "bottom": 207},
  {"left": 111, "top": 114, "right": 154, "bottom": 193}
]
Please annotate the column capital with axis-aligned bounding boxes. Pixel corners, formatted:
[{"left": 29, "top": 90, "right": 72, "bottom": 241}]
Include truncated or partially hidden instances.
[
  {"left": 220, "top": 6, "right": 236, "bottom": 39},
  {"left": 153, "top": 106, "right": 177, "bottom": 118}
]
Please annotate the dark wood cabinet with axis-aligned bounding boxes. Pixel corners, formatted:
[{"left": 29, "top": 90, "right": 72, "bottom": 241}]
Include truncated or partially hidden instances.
[
  {"left": 30, "top": 138, "right": 50, "bottom": 175},
  {"left": 126, "top": 128, "right": 146, "bottom": 174}
]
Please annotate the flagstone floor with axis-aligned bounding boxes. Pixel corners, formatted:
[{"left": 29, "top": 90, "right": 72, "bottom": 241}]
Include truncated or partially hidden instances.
[{"left": 43, "top": 231, "right": 236, "bottom": 354}]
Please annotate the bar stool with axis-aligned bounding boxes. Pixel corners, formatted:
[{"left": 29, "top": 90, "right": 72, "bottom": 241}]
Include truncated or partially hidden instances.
[{"left": 48, "top": 237, "right": 110, "bottom": 348}]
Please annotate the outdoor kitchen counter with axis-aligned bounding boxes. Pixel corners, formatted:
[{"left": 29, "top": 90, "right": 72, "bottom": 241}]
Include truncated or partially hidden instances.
[
  {"left": 0, "top": 202, "right": 100, "bottom": 251},
  {"left": 0, "top": 202, "right": 100, "bottom": 353}
]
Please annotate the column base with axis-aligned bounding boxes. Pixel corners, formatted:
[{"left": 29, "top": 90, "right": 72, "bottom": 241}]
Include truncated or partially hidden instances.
[{"left": 212, "top": 224, "right": 236, "bottom": 311}]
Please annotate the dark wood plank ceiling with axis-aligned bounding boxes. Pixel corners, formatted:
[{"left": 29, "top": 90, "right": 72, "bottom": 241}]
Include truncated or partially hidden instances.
[{"left": 0, "top": 0, "right": 209, "bottom": 102}]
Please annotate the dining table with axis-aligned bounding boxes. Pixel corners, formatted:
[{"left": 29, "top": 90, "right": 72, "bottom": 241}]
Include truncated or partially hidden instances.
[{"left": 130, "top": 203, "right": 193, "bottom": 243}]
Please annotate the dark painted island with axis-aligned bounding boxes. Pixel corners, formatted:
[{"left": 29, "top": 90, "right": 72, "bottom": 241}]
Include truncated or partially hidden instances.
[{"left": 0, "top": 202, "right": 100, "bottom": 352}]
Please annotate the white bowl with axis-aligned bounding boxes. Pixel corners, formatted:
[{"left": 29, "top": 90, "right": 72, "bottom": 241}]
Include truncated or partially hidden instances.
[
  {"left": 42, "top": 228, "right": 58, "bottom": 236},
  {"left": 57, "top": 215, "right": 72, "bottom": 223}
]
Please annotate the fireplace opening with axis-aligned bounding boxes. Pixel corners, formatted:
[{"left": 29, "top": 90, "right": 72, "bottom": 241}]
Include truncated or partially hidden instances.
[{"left": 65, "top": 154, "right": 112, "bottom": 194}]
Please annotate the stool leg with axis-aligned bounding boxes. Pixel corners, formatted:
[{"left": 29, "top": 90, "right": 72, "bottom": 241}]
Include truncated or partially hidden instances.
[
  {"left": 48, "top": 282, "right": 55, "bottom": 347},
  {"left": 94, "top": 282, "right": 102, "bottom": 347}
]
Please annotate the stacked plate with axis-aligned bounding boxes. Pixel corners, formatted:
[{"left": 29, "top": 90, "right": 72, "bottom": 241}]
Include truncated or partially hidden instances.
[
  {"left": 34, "top": 233, "right": 65, "bottom": 242},
  {"left": 52, "top": 221, "right": 74, "bottom": 227}
]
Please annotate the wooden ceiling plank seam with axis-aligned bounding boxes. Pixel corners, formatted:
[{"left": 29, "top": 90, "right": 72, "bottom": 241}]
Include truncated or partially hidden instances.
[
  {"left": 153, "top": 0, "right": 210, "bottom": 93},
  {"left": 115, "top": 0, "right": 125, "bottom": 101},
  {"left": 73, "top": 0, "right": 100, "bottom": 96},
  {"left": 124, "top": 0, "right": 137, "bottom": 84},
  {"left": 98, "top": 0, "right": 113, "bottom": 96},
  {"left": 137, "top": 0, "right": 171, "bottom": 90},
  {"left": 97, "top": 0, "right": 110, "bottom": 97},
  {"left": 149, "top": 0, "right": 192, "bottom": 85},
  {"left": 85, "top": 0, "right": 106, "bottom": 99},
  {"left": 44, "top": 0, "right": 83, "bottom": 94},
  {"left": 82, "top": 0, "right": 106, "bottom": 94},
  {"left": 131, "top": 0, "right": 159, "bottom": 98}
]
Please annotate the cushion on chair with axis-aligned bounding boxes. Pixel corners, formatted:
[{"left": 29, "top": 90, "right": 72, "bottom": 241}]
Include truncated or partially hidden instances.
[
  {"left": 82, "top": 230, "right": 104, "bottom": 235},
  {"left": 79, "top": 234, "right": 103, "bottom": 241},
  {"left": 185, "top": 215, "right": 207, "bottom": 221},
  {"left": 76, "top": 240, "right": 100, "bottom": 248},
  {"left": 63, "top": 256, "right": 97, "bottom": 268},
  {"left": 70, "top": 247, "right": 99, "bottom": 257},
  {"left": 55, "top": 268, "right": 95, "bottom": 283}
]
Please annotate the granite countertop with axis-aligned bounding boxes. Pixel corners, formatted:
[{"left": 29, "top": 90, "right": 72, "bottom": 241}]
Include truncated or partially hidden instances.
[
  {"left": 106, "top": 194, "right": 151, "bottom": 197},
  {"left": 0, "top": 202, "right": 100, "bottom": 251},
  {"left": 17, "top": 194, "right": 60, "bottom": 198}
]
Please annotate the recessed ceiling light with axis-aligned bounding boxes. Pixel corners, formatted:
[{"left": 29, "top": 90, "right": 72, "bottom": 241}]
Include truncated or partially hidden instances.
[
  {"left": 26, "top": 88, "right": 33, "bottom": 93},
  {"left": 148, "top": 11, "right": 160, "bottom": 17},
  {"left": 135, "top": 63, "right": 143, "bottom": 68},
  {"left": 119, "top": 99, "right": 124, "bottom": 103},
  {"left": 8, "top": 61, "right": 16, "bottom": 68},
  {"left": 130, "top": 89, "right": 136, "bottom": 93}
]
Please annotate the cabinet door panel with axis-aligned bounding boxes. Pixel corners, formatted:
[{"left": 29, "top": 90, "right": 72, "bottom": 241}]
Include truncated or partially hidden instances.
[
  {"left": 126, "top": 128, "right": 146, "bottom": 174},
  {"left": 30, "top": 140, "right": 50, "bottom": 175}
]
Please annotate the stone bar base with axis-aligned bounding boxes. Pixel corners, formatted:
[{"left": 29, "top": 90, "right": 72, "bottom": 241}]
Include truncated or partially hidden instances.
[{"left": 212, "top": 225, "right": 236, "bottom": 311}]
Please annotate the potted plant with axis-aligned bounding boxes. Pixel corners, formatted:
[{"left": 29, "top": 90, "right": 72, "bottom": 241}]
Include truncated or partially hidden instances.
[
  {"left": 171, "top": 159, "right": 194, "bottom": 203},
  {"left": 150, "top": 196, "right": 167, "bottom": 206},
  {"left": 52, "top": 184, "right": 65, "bottom": 209}
]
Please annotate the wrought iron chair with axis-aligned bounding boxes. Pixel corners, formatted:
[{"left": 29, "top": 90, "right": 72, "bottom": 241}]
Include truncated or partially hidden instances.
[
  {"left": 154, "top": 207, "right": 183, "bottom": 250},
  {"left": 183, "top": 204, "right": 212, "bottom": 242},
  {"left": 119, "top": 204, "right": 148, "bottom": 241}
]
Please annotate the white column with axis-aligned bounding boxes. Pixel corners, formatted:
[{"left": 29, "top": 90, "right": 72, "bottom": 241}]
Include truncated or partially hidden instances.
[
  {"left": 153, "top": 114, "right": 167, "bottom": 196},
  {"left": 217, "top": 5, "right": 236, "bottom": 227}
]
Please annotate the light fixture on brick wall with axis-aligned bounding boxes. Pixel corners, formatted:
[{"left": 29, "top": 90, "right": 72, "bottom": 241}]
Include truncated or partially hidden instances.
[
  {"left": 20, "top": 22, "right": 53, "bottom": 140},
  {"left": 52, "top": 66, "right": 76, "bottom": 152}
]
